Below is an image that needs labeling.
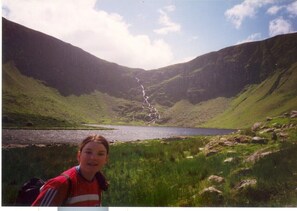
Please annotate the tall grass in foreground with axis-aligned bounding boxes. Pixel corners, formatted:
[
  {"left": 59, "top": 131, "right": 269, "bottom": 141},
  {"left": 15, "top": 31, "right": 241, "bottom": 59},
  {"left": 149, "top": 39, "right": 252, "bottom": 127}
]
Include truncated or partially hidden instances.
[
  {"left": 2, "top": 135, "right": 297, "bottom": 206},
  {"left": 2, "top": 144, "right": 78, "bottom": 205}
]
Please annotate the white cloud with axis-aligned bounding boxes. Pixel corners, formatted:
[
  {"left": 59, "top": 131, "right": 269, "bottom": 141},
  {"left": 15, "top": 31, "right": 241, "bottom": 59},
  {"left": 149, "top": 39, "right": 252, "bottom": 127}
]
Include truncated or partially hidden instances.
[
  {"left": 267, "top": 5, "right": 284, "bottom": 15},
  {"left": 154, "top": 5, "right": 181, "bottom": 35},
  {"left": 237, "top": 33, "right": 262, "bottom": 44},
  {"left": 269, "top": 17, "right": 294, "bottom": 36},
  {"left": 2, "top": 0, "right": 174, "bottom": 69},
  {"left": 164, "top": 5, "right": 176, "bottom": 12},
  {"left": 225, "top": 0, "right": 275, "bottom": 29},
  {"left": 267, "top": 1, "right": 297, "bottom": 16},
  {"left": 287, "top": 0, "right": 297, "bottom": 16}
]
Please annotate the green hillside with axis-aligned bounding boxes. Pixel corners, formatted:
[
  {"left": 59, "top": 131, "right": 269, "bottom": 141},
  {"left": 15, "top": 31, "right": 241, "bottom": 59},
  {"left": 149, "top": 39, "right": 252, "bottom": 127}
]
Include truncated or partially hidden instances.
[
  {"left": 3, "top": 18, "right": 297, "bottom": 130},
  {"left": 203, "top": 62, "right": 297, "bottom": 129},
  {"left": 2, "top": 62, "right": 146, "bottom": 128},
  {"left": 155, "top": 63, "right": 297, "bottom": 129},
  {"left": 160, "top": 98, "right": 231, "bottom": 127},
  {"left": 3, "top": 61, "right": 297, "bottom": 129}
]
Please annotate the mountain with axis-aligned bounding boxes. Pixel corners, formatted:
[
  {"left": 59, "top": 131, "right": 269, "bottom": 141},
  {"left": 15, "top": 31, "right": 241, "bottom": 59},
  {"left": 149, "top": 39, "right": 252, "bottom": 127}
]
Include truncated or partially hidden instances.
[
  {"left": 2, "top": 18, "right": 297, "bottom": 128},
  {"left": 2, "top": 61, "right": 146, "bottom": 127},
  {"left": 2, "top": 18, "right": 143, "bottom": 98},
  {"left": 202, "top": 61, "right": 297, "bottom": 128},
  {"left": 135, "top": 33, "right": 297, "bottom": 106}
]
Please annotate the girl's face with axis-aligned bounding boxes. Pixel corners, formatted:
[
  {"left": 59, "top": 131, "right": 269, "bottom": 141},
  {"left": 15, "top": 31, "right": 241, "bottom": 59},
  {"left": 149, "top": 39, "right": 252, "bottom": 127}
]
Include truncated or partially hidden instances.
[{"left": 77, "top": 142, "right": 108, "bottom": 180}]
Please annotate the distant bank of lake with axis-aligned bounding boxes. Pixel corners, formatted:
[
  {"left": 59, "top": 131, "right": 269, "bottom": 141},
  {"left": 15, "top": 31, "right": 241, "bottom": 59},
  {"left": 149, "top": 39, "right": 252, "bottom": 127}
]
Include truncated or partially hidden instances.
[{"left": 2, "top": 125, "right": 236, "bottom": 145}]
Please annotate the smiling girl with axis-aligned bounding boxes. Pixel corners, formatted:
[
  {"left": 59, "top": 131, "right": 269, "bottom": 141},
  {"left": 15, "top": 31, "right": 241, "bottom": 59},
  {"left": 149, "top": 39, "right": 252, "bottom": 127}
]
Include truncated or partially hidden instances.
[{"left": 32, "top": 135, "right": 109, "bottom": 206}]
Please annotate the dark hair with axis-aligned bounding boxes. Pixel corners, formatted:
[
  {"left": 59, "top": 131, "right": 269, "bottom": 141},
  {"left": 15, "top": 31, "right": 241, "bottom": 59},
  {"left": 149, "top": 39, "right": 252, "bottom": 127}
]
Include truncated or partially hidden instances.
[{"left": 79, "top": 135, "right": 109, "bottom": 154}]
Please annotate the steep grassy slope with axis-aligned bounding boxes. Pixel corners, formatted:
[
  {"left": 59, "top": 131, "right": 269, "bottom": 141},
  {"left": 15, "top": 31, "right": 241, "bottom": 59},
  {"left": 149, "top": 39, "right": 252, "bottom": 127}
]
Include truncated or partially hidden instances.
[
  {"left": 2, "top": 62, "right": 146, "bottom": 127},
  {"left": 203, "top": 63, "right": 297, "bottom": 129},
  {"left": 156, "top": 63, "right": 297, "bottom": 129},
  {"left": 137, "top": 33, "right": 297, "bottom": 105},
  {"left": 4, "top": 18, "right": 297, "bottom": 107},
  {"left": 160, "top": 98, "right": 231, "bottom": 127},
  {"left": 3, "top": 18, "right": 297, "bottom": 129},
  {"left": 3, "top": 61, "right": 296, "bottom": 129},
  {"left": 3, "top": 62, "right": 79, "bottom": 127},
  {"left": 2, "top": 18, "right": 142, "bottom": 98}
]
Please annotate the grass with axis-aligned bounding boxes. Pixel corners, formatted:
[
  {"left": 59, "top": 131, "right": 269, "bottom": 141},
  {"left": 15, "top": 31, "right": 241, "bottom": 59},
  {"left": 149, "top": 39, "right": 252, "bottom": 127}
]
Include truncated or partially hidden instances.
[
  {"left": 2, "top": 116, "right": 297, "bottom": 206},
  {"left": 4, "top": 61, "right": 297, "bottom": 130},
  {"left": 203, "top": 63, "right": 297, "bottom": 129},
  {"left": 2, "top": 62, "right": 297, "bottom": 206},
  {"left": 161, "top": 98, "right": 231, "bottom": 128},
  {"left": 2, "top": 62, "right": 153, "bottom": 128},
  {"left": 2, "top": 144, "right": 78, "bottom": 205}
]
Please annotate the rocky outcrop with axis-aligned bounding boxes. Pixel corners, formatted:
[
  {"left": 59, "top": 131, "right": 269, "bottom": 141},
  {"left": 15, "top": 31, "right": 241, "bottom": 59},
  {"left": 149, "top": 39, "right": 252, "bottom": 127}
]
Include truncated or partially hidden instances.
[
  {"left": 290, "top": 110, "right": 297, "bottom": 118},
  {"left": 223, "top": 157, "right": 235, "bottom": 163},
  {"left": 202, "top": 111, "right": 296, "bottom": 167},
  {"left": 200, "top": 186, "right": 222, "bottom": 195},
  {"left": 197, "top": 110, "right": 296, "bottom": 205},
  {"left": 251, "top": 136, "right": 268, "bottom": 144},
  {"left": 235, "top": 179, "right": 257, "bottom": 191},
  {"left": 203, "top": 137, "right": 238, "bottom": 156},
  {"left": 250, "top": 111, "right": 296, "bottom": 142},
  {"left": 199, "top": 186, "right": 223, "bottom": 205},
  {"left": 231, "top": 167, "right": 253, "bottom": 177},
  {"left": 252, "top": 122, "right": 263, "bottom": 131},
  {"left": 245, "top": 148, "right": 278, "bottom": 164},
  {"left": 208, "top": 175, "right": 225, "bottom": 184}
]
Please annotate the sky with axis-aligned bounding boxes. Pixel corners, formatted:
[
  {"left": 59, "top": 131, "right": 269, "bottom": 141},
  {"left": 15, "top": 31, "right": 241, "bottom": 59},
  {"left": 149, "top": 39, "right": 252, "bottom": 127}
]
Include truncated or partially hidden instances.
[{"left": 2, "top": 0, "right": 297, "bottom": 70}]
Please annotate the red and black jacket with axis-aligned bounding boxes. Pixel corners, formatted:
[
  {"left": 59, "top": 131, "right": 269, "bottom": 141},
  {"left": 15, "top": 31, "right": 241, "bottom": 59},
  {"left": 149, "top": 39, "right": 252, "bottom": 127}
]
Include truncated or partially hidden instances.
[{"left": 32, "top": 166, "right": 108, "bottom": 206}]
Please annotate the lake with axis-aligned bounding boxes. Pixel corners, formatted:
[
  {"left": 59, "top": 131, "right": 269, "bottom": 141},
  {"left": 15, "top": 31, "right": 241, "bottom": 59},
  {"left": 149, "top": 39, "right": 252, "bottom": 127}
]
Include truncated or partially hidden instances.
[{"left": 2, "top": 125, "right": 236, "bottom": 145}]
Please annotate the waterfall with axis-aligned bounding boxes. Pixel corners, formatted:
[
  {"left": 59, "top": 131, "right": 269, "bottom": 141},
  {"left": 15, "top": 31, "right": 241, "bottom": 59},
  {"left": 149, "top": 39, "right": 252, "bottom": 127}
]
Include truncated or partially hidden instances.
[{"left": 136, "top": 77, "right": 161, "bottom": 125}]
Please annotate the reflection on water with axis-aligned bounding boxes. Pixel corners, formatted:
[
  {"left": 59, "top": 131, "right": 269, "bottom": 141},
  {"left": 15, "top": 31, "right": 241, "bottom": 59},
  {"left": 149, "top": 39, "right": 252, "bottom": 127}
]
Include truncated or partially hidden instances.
[{"left": 2, "top": 125, "right": 236, "bottom": 145}]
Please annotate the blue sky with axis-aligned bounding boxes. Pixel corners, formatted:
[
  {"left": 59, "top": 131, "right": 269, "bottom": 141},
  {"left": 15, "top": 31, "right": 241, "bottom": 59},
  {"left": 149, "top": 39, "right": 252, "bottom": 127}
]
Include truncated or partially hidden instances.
[{"left": 2, "top": 0, "right": 297, "bottom": 69}]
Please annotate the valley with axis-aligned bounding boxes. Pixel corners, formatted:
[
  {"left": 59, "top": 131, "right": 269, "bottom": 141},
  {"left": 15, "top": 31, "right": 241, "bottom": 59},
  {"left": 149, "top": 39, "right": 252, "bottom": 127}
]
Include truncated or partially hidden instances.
[{"left": 2, "top": 18, "right": 297, "bottom": 129}]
